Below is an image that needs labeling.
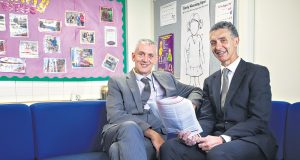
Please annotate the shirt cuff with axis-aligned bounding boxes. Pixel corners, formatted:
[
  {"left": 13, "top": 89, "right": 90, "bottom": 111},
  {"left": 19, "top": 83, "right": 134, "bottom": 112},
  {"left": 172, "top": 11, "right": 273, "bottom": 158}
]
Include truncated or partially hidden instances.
[{"left": 220, "top": 135, "right": 231, "bottom": 143}]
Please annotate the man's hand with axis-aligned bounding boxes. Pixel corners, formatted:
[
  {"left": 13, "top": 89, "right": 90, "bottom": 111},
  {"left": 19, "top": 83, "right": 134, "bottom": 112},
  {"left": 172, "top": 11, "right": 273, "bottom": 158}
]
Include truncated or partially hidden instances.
[
  {"left": 144, "top": 128, "right": 165, "bottom": 152},
  {"left": 178, "top": 131, "right": 201, "bottom": 146},
  {"left": 198, "top": 135, "right": 223, "bottom": 151}
]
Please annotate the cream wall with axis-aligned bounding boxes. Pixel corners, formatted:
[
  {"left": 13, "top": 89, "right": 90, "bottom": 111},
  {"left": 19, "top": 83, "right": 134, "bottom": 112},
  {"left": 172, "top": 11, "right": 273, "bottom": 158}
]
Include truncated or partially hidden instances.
[{"left": 254, "top": 0, "right": 300, "bottom": 103}]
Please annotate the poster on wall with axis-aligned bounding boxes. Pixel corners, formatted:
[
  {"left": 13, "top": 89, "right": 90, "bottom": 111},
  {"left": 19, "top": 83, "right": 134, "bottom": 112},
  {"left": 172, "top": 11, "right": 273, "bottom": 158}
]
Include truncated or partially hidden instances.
[
  {"left": 0, "top": 40, "right": 5, "bottom": 55},
  {"left": 71, "top": 47, "right": 94, "bottom": 68},
  {"left": 65, "top": 11, "right": 85, "bottom": 27},
  {"left": 180, "top": 0, "right": 210, "bottom": 88},
  {"left": 38, "top": 19, "right": 61, "bottom": 32},
  {"left": 9, "top": 13, "right": 28, "bottom": 37},
  {"left": 100, "top": 6, "right": 113, "bottom": 22},
  {"left": 43, "top": 58, "right": 66, "bottom": 73},
  {"left": 19, "top": 41, "right": 39, "bottom": 58},
  {"left": 215, "top": 0, "right": 234, "bottom": 23},
  {"left": 160, "top": 1, "right": 177, "bottom": 26},
  {"left": 157, "top": 33, "right": 174, "bottom": 74},
  {"left": 104, "top": 26, "right": 117, "bottom": 47},
  {"left": 80, "top": 30, "right": 95, "bottom": 44},
  {"left": 0, "top": 14, "right": 6, "bottom": 31},
  {"left": 0, "top": 57, "right": 26, "bottom": 73},
  {"left": 102, "top": 53, "right": 119, "bottom": 72},
  {"left": 44, "top": 35, "right": 61, "bottom": 53}
]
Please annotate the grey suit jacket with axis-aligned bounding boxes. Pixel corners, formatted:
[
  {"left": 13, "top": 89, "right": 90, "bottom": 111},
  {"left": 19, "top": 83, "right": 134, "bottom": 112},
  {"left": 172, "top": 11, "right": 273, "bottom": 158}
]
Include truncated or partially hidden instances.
[
  {"left": 102, "top": 70, "right": 203, "bottom": 135},
  {"left": 199, "top": 59, "right": 277, "bottom": 160}
]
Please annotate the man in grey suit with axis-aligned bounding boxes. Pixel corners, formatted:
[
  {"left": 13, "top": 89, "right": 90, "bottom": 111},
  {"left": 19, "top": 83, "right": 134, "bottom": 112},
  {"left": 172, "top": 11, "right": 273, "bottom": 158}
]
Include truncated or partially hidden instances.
[
  {"left": 160, "top": 21, "right": 277, "bottom": 160},
  {"left": 101, "top": 39, "right": 203, "bottom": 160}
]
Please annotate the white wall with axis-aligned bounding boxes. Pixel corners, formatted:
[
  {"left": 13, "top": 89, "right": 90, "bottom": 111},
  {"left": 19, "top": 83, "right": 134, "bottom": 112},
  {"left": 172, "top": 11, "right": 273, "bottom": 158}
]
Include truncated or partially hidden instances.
[
  {"left": 254, "top": 0, "right": 300, "bottom": 103},
  {"left": 0, "top": 0, "right": 154, "bottom": 103},
  {"left": 237, "top": 0, "right": 300, "bottom": 103},
  {"left": 127, "top": 0, "right": 154, "bottom": 70}
]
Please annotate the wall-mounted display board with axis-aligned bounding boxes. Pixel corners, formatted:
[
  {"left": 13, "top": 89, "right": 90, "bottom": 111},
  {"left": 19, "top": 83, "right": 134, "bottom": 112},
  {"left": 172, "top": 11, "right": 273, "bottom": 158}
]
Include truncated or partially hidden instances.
[{"left": 0, "top": 0, "right": 127, "bottom": 81}]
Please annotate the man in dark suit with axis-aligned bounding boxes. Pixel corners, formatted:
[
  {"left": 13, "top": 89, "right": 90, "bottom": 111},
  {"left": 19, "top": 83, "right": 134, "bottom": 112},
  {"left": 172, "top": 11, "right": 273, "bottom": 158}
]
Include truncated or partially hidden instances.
[
  {"left": 101, "top": 39, "right": 203, "bottom": 160},
  {"left": 160, "top": 21, "right": 277, "bottom": 160}
]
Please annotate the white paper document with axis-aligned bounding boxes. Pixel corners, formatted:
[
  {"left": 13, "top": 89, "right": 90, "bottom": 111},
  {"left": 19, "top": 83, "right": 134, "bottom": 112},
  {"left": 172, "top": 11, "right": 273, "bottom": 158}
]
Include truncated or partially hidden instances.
[{"left": 156, "top": 96, "right": 203, "bottom": 135}]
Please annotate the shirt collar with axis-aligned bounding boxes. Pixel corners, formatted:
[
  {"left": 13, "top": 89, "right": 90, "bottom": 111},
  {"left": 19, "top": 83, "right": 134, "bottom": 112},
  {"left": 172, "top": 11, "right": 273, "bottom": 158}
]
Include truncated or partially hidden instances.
[
  {"left": 133, "top": 69, "right": 152, "bottom": 81},
  {"left": 221, "top": 57, "right": 241, "bottom": 73}
]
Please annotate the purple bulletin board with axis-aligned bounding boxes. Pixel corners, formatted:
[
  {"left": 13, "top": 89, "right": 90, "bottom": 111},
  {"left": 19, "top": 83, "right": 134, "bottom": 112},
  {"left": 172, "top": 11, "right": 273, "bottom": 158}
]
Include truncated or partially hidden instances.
[{"left": 0, "top": 0, "right": 127, "bottom": 81}]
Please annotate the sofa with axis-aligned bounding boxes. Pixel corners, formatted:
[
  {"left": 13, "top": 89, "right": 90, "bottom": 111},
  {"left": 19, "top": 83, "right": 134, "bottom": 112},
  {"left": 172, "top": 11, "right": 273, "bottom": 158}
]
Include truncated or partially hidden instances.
[
  {"left": 0, "top": 100, "right": 300, "bottom": 160},
  {"left": 0, "top": 100, "right": 108, "bottom": 160}
]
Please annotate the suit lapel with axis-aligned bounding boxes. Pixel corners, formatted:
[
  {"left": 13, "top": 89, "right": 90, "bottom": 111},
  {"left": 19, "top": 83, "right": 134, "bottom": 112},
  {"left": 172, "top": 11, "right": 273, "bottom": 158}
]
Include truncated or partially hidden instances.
[
  {"left": 127, "top": 70, "right": 144, "bottom": 113},
  {"left": 225, "top": 60, "right": 247, "bottom": 106},
  {"left": 152, "top": 72, "right": 168, "bottom": 96},
  {"left": 212, "top": 71, "right": 222, "bottom": 112}
]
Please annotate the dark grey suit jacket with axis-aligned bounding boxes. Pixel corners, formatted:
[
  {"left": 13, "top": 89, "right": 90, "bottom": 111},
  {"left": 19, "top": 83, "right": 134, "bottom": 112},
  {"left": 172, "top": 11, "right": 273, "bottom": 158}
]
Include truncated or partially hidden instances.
[
  {"left": 198, "top": 59, "right": 277, "bottom": 160},
  {"left": 102, "top": 70, "right": 203, "bottom": 135}
]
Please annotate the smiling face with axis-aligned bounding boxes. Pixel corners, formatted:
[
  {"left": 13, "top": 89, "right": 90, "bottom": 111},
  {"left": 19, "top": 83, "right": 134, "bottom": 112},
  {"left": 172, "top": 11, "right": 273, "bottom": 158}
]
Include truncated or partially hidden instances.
[
  {"left": 209, "top": 28, "right": 239, "bottom": 67},
  {"left": 132, "top": 42, "right": 157, "bottom": 76}
]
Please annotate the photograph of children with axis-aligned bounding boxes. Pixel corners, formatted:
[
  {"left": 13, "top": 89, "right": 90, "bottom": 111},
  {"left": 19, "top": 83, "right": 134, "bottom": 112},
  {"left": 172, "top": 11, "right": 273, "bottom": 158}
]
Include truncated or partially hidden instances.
[
  {"left": 19, "top": 41, "right": 39, "bottom": 58},
  {"left": 43, "top": 58, "right": 66, "bottom": 73},
  {"left": 71, "top": 47, "right": 94, "bottom": 68},
  {"left": 80, "top": 30, "right": 95, "bottom": 44},
  {"left": 0, "top": 57, "right": 26, "bottom": 73},
  {"left": 0, "top": 14, "right": 6, "bottom": 31},
  {"left": 102, "top": 53, "right": 119, "bottom": 72},
  {"left": 104, "top": 26, "right": 117, "bottom": 47},
  {"left": 0, "top": 40, "right": 5, "bottom": 55},
  {"left": 38, "top": 19, "right": 61, "bottom": 32},
  {"left": 100, "top": 7, "right": 113, "bottom": 22},
  {"left": 44, "top": 35, "right": 61, "bottom": 53},
  {"left": 9, "top": 13, "right": 28, "bottom": 37},
  {"left": 65, "top": 11, "right": 85, "bottom": 27}
]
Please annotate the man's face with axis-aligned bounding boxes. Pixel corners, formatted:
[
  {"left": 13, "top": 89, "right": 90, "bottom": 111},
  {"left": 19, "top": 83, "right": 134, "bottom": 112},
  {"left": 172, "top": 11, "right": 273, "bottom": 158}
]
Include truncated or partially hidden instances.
[
  {"left": 209, "top": 28, "right": 239, "bottom": 66},
  {"left": 132, "top": 43, "right": 157, "bottom": 76}
]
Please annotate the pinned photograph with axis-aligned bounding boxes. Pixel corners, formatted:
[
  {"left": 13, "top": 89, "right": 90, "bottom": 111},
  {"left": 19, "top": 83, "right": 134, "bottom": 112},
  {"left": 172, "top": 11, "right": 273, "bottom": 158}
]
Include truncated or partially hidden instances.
[
  {"left": 104, "top": 26, "right": 117, "bottom": 47},
  {"left": 0, "top": 14, "right": 6, "bottom": 31},
  {"left": 80, "top": 30, "right": 95, "bottom": 44},
  {"left": 102, "top": 53, "right": 119, "bottom": 72},
  {"left": 65, "top": 11, "right": 85, "bottom": 27},
  {"left": 19, "top": 41, "right": 39, "bottom": 58},
  {"left": 71, "top": 47, "right": 94, "bottom": 68},
  {"left": 9, "top": 13, "right": 28, "bottom": 37},
  {"left": 100, "top": 6, "right": 113, "bottom": 22},
  {"left": 0, "top": 57, "right": 26, "bottom": 73},
  {"left": 0, "top": 40, "right": 5, "bottom": 55},
  {"left": 44, "top": 35, "right": 61, "bottom": 53},
  {"left": 38, "top": 19, "right": 61, "bottom": 32},
  {"left": 43, "top": 58, "right": 66, "bottom": 73}
]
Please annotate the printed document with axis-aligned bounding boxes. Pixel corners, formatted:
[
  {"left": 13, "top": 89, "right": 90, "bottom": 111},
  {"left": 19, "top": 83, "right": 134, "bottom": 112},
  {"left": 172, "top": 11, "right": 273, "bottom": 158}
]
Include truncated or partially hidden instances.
[{"left": 156, "top": 96, "right": 202, "bottom": 136}]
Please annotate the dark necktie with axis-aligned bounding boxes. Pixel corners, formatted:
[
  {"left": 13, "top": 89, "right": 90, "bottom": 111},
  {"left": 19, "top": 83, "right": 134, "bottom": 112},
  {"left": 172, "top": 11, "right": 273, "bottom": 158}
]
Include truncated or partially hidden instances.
[
  {"left": 221, "top": 68, "right": 230, "bottom": 109},
  {"left": 141, "top": 78, "right": 151, "bottom": 106}
]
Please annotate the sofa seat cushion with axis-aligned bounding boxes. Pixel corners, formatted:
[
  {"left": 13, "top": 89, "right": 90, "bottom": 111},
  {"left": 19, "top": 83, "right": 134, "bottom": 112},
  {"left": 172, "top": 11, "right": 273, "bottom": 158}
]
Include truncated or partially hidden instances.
[{"left": 43, "top": 152, "right": 108, "bottom": 160}]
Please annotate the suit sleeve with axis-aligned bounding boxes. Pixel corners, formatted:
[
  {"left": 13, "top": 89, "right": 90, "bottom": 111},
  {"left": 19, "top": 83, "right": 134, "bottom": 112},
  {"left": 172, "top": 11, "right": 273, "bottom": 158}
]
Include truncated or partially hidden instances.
[
  {"left": 198, "top": 78, "right": 216, "bottom": 136},
  {"left": 106, "top": 77, "right": 151, "bottom": 132},
  {"left": 224, "top": 66, "right": 272, "bottom": 139},
  {"left": 168, "top": 72, "right": 204, "bottom": 106}
]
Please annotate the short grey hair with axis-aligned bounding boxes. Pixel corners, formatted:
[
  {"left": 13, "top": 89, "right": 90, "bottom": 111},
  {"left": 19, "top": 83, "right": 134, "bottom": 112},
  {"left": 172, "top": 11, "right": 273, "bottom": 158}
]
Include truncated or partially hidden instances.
[
  {"left": 210, "top": 21, "right": 239, "bottom": 38},
  {"left": 134, "top": 39, "right": 156, "bottom": 53}
]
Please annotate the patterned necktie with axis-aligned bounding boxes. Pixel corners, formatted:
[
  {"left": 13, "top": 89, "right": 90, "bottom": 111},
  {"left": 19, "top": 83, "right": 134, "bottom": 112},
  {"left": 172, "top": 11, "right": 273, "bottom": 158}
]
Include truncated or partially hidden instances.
[
  {"left": 141, "top": 78, "right": 151, "bottom": 106},
  {"left": 221, "top": 68, "right": 230, "bottom": 109}
]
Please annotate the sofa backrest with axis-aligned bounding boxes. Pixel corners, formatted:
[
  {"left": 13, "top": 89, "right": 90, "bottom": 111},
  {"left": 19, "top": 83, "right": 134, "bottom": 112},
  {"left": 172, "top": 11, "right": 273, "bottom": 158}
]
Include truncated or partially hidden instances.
[
  {"left": 0, "top": 104, "right": 35, "bottom": 160},
  {"left": 269, "top": 101, "right": 289, "bottom": 160},
  {"left": 285, "top": 102, "right": 300, "bottom": 160},
  {"left": 31, "top": 100, "right": 107, "bottom": 159}
]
